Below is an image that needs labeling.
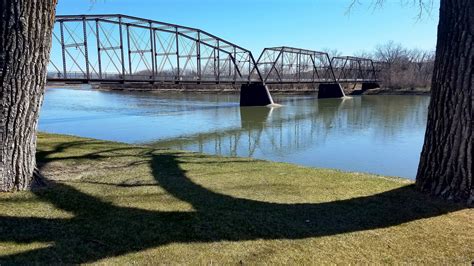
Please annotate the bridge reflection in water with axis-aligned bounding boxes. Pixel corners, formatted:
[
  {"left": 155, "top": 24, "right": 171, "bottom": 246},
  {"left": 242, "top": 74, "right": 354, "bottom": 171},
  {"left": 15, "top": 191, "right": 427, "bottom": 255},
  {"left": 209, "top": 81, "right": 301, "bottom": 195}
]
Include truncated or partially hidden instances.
[{"left": 150, "top": 96, "right": 428, "bottom": 176}]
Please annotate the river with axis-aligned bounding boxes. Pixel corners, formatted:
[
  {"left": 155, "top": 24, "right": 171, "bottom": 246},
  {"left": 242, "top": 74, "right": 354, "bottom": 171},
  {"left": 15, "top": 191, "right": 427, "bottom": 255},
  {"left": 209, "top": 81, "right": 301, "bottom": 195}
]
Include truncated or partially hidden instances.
[{"left": 39, "top": 87, "right": 430, "bottom": 179}]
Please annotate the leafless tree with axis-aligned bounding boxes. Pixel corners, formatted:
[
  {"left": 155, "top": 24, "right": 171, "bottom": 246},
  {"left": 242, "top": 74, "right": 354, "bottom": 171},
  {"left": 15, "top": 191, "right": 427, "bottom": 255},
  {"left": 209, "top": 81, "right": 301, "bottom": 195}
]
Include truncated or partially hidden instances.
[{"left": 372, "top": 41, "right": 434, "bottom": 89}]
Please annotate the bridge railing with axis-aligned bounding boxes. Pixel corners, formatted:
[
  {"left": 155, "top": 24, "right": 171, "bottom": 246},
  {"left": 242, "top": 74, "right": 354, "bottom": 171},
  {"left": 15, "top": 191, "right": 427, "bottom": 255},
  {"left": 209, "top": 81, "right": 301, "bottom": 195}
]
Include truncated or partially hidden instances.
[{"left": 48, "top": 14, "right": 263, "bottom": 84}]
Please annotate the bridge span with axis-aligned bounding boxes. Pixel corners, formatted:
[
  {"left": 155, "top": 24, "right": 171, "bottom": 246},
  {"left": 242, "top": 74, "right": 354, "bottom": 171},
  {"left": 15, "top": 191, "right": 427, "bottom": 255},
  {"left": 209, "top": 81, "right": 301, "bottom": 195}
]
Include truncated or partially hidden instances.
[{"left": 47, "top": 14, "right": 382, "bottom": 106}]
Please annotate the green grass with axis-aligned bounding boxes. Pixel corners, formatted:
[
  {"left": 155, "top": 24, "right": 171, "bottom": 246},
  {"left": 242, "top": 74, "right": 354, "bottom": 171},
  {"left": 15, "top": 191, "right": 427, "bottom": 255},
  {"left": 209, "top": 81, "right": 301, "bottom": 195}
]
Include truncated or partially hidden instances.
[{"left": 0, "top": 133, "right": 472, "bottom": 264}]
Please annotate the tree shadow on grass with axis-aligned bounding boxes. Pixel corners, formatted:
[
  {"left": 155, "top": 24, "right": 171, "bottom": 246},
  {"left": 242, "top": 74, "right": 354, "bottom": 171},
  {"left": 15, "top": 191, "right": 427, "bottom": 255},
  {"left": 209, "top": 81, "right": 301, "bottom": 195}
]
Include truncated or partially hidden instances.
[{"left": 0, "top": 140, "right": 466, "bottom": 263}]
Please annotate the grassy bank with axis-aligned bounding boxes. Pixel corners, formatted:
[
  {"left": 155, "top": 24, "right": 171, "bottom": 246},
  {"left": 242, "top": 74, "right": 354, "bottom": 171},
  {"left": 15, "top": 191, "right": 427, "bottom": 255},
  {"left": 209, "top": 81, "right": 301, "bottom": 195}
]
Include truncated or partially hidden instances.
[{"left": 0, "top": 133, "right": 472, "bottom": 264}]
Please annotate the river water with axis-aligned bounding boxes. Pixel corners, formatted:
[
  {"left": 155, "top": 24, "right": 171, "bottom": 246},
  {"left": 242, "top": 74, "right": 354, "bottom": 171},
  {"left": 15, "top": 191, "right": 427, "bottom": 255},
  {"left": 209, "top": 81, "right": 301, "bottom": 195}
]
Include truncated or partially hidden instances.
[{"left": 39, "top": 87, "right": 430, "bottom": 179}]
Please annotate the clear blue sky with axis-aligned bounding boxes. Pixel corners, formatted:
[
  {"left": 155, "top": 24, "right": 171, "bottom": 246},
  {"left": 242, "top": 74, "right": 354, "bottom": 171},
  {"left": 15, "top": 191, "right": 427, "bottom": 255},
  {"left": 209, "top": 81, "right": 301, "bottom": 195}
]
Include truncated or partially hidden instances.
[{"left": 56, "top": 0, "right": 439, "bottom": 56}]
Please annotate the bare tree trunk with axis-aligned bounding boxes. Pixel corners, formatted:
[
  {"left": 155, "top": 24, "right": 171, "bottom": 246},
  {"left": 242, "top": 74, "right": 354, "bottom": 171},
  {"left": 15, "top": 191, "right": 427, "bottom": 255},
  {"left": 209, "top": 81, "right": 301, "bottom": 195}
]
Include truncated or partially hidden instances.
[
  {"left": 416, "top": 0, "right": 473, "bottom": 204},
  {"left": 0, "top": 0, "right": 57, "bottom": 191}
]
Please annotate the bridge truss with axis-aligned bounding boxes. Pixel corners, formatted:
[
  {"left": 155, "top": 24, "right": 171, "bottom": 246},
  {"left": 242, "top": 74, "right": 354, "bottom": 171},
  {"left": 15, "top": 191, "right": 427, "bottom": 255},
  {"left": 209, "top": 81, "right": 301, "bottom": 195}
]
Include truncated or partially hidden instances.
[
  {"left": 256, "top": 47, "right": 336, "bottom": 84},
  {"left": 47, "top": 14, "right": 381, "bottom": 87},
  {"left": 48, "top": 14, "right": 263, "bottom": 84}
]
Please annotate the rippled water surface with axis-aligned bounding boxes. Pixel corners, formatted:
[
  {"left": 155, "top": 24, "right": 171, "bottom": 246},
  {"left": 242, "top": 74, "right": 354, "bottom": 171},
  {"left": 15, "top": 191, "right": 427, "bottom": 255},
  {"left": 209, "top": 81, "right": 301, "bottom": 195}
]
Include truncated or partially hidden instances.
[{"left": 40, "top": 88, "right": 430, "bottom": 179}]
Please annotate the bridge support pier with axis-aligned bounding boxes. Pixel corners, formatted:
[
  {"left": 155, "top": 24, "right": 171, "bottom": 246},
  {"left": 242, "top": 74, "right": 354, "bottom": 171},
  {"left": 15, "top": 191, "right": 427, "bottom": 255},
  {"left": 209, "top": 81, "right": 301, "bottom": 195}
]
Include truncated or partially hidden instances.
[
  {"left": 240, "top": 83, "right": 275, "bottom": 106},
  {"left": 318, "top": 83, "right": 346, "bottom": 98},
  {"left": 361, "top": 82, "right": 380, "bottom": 91}
]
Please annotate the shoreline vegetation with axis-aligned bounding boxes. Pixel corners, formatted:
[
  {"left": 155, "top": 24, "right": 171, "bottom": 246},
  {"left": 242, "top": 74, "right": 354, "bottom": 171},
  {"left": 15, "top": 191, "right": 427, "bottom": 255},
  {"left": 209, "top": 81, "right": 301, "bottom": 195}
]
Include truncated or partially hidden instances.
[{"left": 0, "top": 133, "right": 472, "bottom": 264}]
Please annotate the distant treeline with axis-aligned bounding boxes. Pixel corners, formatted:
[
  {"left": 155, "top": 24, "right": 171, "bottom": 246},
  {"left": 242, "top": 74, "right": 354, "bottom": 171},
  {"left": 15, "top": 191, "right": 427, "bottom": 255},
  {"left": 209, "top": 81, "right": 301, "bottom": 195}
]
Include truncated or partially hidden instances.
[{"left": 324, "top": 41, "right": 435, "bottom": 89}]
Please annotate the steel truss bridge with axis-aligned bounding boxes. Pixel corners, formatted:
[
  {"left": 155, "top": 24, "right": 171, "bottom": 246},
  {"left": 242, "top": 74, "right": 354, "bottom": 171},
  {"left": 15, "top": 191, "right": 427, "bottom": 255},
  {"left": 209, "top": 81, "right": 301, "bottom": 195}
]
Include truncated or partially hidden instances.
[{"left": 47, "top": 14, "right": 382, "bottom": 105}]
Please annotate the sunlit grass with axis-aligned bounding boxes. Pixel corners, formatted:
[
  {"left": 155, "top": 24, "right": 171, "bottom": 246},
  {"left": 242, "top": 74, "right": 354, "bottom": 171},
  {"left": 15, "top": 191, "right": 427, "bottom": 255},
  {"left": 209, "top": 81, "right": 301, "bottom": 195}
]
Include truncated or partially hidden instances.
[{"left": 0, "top": 133, "right": 472, "bottom": 264}]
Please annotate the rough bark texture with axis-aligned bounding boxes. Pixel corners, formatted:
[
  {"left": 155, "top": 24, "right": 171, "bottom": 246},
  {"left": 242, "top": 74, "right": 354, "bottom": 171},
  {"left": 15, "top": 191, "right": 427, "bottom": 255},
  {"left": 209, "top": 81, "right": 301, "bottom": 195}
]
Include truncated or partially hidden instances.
[
  {"left": 0, "top": 0, "right": 57, "bottom": 191},
  {"left": 416, "top": 0, "right": 473, "bottom": 204}
]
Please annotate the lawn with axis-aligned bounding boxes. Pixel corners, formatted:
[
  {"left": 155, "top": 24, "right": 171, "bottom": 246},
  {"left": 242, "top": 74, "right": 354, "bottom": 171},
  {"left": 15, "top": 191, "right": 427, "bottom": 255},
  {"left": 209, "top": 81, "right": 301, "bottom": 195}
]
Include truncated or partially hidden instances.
[{"left": 0, "top": 133, "right": 472, "bottom": 264}]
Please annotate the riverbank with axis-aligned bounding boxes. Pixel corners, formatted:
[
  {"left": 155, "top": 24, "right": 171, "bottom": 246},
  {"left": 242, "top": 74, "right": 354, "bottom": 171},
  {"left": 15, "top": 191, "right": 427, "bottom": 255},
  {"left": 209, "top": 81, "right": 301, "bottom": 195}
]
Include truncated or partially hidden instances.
[
  {"left": 1, "top": 133, "right": 471, "bottom": 264},
  {"left": 46, "top": 83, "right": 431, "bottom": 95}
]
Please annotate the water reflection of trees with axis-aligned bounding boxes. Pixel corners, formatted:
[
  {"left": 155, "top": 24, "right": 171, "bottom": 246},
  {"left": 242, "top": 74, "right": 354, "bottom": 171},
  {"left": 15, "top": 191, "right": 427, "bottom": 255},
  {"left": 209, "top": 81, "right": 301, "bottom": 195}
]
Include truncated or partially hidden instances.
[{"left": 151, "top": 96, "right": 429, "bottom": 158}]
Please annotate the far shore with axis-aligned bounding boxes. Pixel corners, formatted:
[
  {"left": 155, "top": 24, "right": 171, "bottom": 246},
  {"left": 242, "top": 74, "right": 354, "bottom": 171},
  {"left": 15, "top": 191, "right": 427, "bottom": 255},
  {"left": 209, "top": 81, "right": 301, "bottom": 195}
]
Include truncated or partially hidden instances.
[{"left": 46, "top": 83, "right": 430, "bottom": 96}]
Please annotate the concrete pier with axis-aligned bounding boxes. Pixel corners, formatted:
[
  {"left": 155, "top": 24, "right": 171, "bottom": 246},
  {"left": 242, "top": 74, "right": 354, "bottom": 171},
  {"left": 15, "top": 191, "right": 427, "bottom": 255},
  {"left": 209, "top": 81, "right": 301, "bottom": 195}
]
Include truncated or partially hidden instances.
[
  {"left": 240, "top": 83, "right": 275, "bottom": 106},
  {"left": 318, "top": 83, "right": 346, "bottom": 98}
]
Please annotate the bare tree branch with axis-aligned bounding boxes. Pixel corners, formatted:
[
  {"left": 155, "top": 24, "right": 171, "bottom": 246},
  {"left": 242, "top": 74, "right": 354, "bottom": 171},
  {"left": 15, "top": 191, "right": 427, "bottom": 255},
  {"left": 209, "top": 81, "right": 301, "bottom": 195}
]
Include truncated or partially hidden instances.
[{"left": 346, "top": 0, "right": 435, "bottom": 20}]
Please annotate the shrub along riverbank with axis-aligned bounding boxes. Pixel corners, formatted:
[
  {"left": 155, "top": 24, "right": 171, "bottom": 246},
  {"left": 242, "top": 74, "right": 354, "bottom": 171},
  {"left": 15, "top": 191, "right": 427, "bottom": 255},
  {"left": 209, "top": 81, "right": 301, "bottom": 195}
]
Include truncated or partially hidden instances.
[{"left": 0, "top": 133, "right": 472, "bottom": 264}]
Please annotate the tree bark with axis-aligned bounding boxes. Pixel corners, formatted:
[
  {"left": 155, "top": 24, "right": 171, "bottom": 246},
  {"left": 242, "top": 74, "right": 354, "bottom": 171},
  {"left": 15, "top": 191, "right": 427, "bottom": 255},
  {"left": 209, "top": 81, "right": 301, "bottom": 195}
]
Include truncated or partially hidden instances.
[
  {"left": 0, "top": 0, "right": 57, "bottom": 191},
  {"left": 416, "top": 0, "right": 473, "bottom": 204}
]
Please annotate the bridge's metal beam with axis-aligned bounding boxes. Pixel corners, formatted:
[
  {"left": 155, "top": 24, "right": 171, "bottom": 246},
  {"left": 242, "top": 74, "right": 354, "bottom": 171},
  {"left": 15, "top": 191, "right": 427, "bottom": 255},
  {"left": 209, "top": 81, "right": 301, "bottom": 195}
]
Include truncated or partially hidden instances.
[
  {"left": 46, "top": 76, "right": 259, "bottom": 84},
  {"left": 264, "top": 46, "right": 330, "bottom": 57},
  {"left": 332, "top": 55, "right": 374, "bottom": 62}
]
